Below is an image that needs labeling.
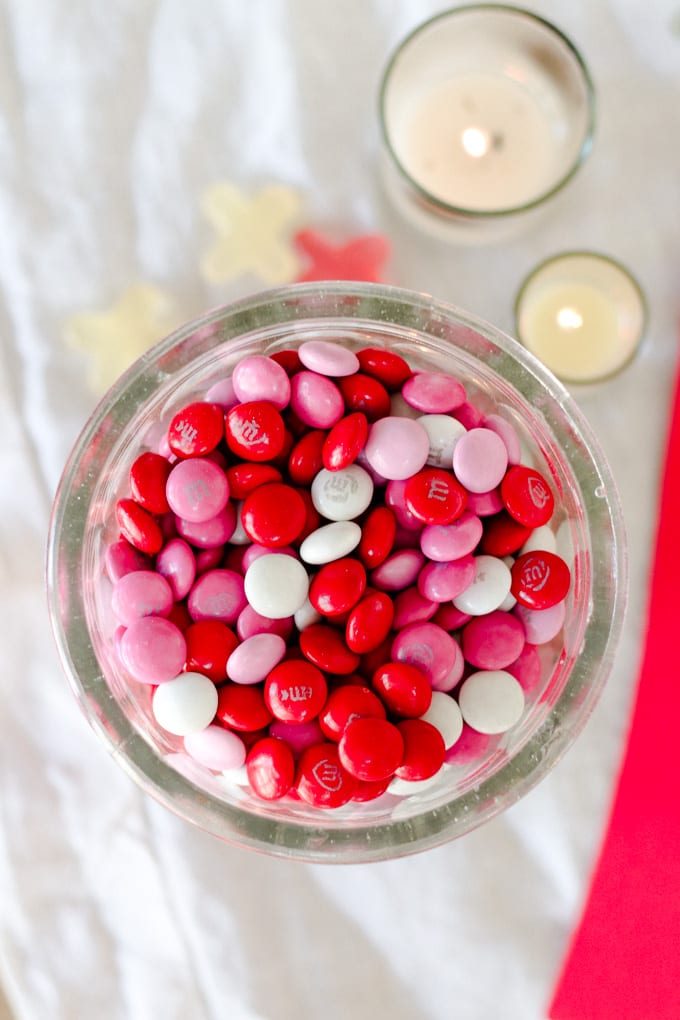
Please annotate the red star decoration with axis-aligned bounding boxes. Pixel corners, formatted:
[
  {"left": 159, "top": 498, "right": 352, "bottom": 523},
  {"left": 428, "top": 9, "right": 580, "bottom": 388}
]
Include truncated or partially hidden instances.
[{"left": 294, "top": 229, "right": 390, "bottom": 283}]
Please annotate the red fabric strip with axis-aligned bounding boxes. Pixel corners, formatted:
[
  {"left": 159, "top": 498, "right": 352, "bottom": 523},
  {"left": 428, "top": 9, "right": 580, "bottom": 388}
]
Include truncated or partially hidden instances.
[{"left": 548, "top": 347, "right": 680, "bottom": 1018}]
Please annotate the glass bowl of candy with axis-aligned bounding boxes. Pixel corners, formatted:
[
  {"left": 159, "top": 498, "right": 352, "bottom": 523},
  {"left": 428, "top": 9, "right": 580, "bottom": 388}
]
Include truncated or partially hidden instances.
[{"left": 47, "top": 282, "right": 626, "bottom": 862}]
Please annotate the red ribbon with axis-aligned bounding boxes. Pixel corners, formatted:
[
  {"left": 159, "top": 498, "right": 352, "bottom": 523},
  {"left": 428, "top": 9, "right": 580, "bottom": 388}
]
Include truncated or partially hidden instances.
[{"left": 548, "top": 348, "right": 680, "bottom": 1018}]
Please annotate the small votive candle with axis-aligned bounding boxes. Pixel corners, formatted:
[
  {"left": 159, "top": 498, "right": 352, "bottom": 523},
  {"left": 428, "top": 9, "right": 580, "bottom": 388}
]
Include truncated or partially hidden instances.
[
  {"left": 515, "top": 252, "right": 647, "bottom": 384},
  {"left": 379, "top": 6, "right": 594, "bottom": 241}
]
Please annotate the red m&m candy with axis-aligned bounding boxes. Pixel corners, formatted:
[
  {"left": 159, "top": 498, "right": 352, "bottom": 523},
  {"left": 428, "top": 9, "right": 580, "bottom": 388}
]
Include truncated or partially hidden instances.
[
  {"left": 184, "top": 620, "right": 240, "bottom": 682},
  {"left": 394, "top": 719, "right": 445, "bottom": 781},
  {"left": 322, "top": 412, "right": 369, "bottom": 471},
  {"left": 319, "top": 684, "right": 386, "bottom": 741},
  {"left": 338, "top": 717, "right": 404, "bottom": 782},
  {"left": 356, "top": 347, "right": 412, "bottom": 391},
  {"left": 371, "top": 661, "right": 432, "bottom": 718},
  {"left": 246, "top": 737, "right": 295, "bottom": 800},
  {"left": 403, "top": 468, "right": 468, "bottom": 525},
  {"left": 299, "top": 624, "right": 361, "bottom": 675},
  {"left": 501, "top": 465, "right": 555, "bottom": 527},
  {"left": 216, "top": 684, "right": 273, "bottom": 732},
  {"left": 338, "top": 373, "right": 391, "bottom": 422},
  {"left": 309, "top": 557, "right": 367, "bottom": 617},
  {"left": 511, "top": 551, "right": 571, "bottom": 610},
  {"left": 241, "top": 483, "right": 307, "bottom": 548},
  {"left": 296, "top": 743, "right": 357, "bottom": 807},
  {"left": 225, "top": 463, "right": 282, "bottom": 500},
  {"left": 168, "top": 402, "right": 225, "bottom": 458},
  {"left": 115, "top": 498, "right": 163, "bottom": 555},
  {"left": 129, "top": 452, "right": 172, "bottom": 514},
  {"left": 225, "top": 401, "right": 286, "bottom": 462},
  {"left": 345, "top": 591, "right": 394, "bottom": 654},
  {"left": 287, "top": 429, "right": 327, "bottom": 485},
  {"left": 357, "top": 506, "right": 397, "bottom": 569},
  {"left": 264, "top": 659, "right": 328, "bottom": 722}
]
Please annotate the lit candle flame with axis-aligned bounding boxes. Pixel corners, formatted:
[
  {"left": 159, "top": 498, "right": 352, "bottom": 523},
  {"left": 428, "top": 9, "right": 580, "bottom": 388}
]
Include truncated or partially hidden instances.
[
  {"left": 556, "top": 306, "right": 584, "bottom": 331},
  {"left": 461, "top": 126, "right": 490, "bottom": 158}
]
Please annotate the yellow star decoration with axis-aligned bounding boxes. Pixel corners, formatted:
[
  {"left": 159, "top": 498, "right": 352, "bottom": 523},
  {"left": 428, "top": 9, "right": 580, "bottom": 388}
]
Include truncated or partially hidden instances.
[
  {"left": 64, "top": 283, "right": 177, "bottom": 395},
  {"left": 200, "top": 182, "right": 303, "bottom": 285}
]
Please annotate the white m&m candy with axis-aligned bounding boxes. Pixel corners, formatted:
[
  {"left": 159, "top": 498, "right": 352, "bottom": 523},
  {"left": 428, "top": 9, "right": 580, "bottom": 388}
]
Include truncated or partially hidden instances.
[
  {"left": 311, "top": 465, "right": 373, "bottom": 521},
  {"left": 244, "top": 553, "right": 310, "bottom": 619},
  {"left": 152, "top": 672, "right": 219, "bottom": 736},
  {"left": 458, "top": 670, "right": 525, "bottom": 734},
  {"left": 453, "top": 555, "right": 512, "bottom": 616},
  {"left": 299, "top": 521, "right": 362, "bottom": 564}
]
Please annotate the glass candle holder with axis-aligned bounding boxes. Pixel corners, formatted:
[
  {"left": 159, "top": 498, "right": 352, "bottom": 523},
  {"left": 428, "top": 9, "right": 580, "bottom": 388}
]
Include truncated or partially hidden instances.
[
  {"left": 379, "top": 5, "right": 595, "bottom": 242},
  {"left": 47, "top": 282, "right": 626, "bottom": 863},
  {"left": 515, "top": 252, "right": 647, "bottom": 384}
]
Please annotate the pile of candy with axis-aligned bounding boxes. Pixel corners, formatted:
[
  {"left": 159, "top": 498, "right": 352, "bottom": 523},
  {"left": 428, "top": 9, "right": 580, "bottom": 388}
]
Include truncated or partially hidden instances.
[{"left": 107, "top": 339, "right": 571, "bottom": 808}]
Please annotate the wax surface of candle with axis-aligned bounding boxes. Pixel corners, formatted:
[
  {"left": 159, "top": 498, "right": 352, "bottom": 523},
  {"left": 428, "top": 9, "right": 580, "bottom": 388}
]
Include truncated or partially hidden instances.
[
  {"left": 519, "top": 282, "right": 630, "bottom": 381},
  {"left": 399, "top": 72, "right": 558, "bottom": 210}
]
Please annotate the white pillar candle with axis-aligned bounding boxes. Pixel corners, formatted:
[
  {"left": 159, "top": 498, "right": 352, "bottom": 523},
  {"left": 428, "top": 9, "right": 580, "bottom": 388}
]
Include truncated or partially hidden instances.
[
  {"left": 515, "top": 253, "right": 646, "bottom": 383},
  {"left": 379, "top": 7, "right": 594, "bottom": 240}
]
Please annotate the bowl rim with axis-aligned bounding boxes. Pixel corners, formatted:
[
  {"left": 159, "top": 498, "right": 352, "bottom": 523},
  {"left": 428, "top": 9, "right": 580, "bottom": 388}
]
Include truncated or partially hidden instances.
[
  {"left": 46, "top": 281, "right": 627, "bottom": 862},
  {"left": 378, "top": 3, "right": 596, "bottom": 220}
]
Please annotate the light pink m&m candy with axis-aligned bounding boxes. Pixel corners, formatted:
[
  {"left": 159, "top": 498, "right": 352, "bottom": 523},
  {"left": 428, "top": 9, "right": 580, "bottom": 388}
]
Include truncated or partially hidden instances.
[
  {"left": 226, "top": 633, "right": 287, "bottom": 685},
  {"left": 371, "top": 549, "right": 425, "bottom": 591},
  {"left": 184, "top": 725, "right": 247, "bottom": 771},
  {"left": 232, "top": 354, "right": 291, "bottom": 409},
  {"left": 453, "top": 428, "right": 509, "bottom": 494},
  {"left": 514, "top": 599, "right": 566, "bottom": 644},
  {"left": 298, "top": 339, "right": 360, "bottom": 377},
  {"left": 363, "top": 417, "right": 430, "bottom": 481}
]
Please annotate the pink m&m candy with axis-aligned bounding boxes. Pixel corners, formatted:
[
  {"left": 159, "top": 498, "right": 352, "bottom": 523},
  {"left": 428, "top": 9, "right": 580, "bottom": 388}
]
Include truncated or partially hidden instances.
[
  {"left": 175, "top": 503, "right": 236, "bottom": 548},
  {"left": 363, "top": 417, "right": 430, "bottom": 481},
  {"left": 417, "top": 555, "right": 476, "bottom": 603},
  {"left": 111, "top": 570, "right": 173, "bottom": 627},
  {"left": 187, "top": 568, "right": 247, "bottom": 624},
  {"left": 461, "top": 610, "right": 526, "bottom": 670},
  {"left": 391, "top": 621, "right": 463, "bottom": 690},
  {"left": 290, "top": 371, "right": 345, "bottom": 428},
  {"left": 120, "top": 615, "right": 187, "bottom": 685},
  {"left": 402, "top": 372, "right": 466, "bottom": 413},
  {"left": 166, "top": 457, "right": 230, "bottom": 523},
  {"left": 419, "top": 512, "right": 483, "bottom": 561},
  {"left": 155, "top": 538, "right": 196, "bottom": 600}
]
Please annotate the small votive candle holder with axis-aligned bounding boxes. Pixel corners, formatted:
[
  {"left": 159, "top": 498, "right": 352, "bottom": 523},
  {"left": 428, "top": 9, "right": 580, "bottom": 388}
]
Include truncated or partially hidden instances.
[
  {"left": 379, "top": 5, "right": 595, "bottom": 242},
  {"left": 514, "top": 252, "right": 647, "bottom": 384}
]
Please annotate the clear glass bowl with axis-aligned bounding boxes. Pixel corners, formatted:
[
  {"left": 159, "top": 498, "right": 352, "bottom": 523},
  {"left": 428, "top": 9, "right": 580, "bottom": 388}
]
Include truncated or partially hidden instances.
[{"left": 47, "top": 282, "right": 626, "bottom": 862}]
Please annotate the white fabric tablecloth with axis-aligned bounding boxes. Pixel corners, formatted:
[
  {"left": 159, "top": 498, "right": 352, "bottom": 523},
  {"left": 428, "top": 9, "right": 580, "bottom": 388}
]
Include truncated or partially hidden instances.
[{"left": 1, "top": 2, "right": 679, "bottom": 1017}]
